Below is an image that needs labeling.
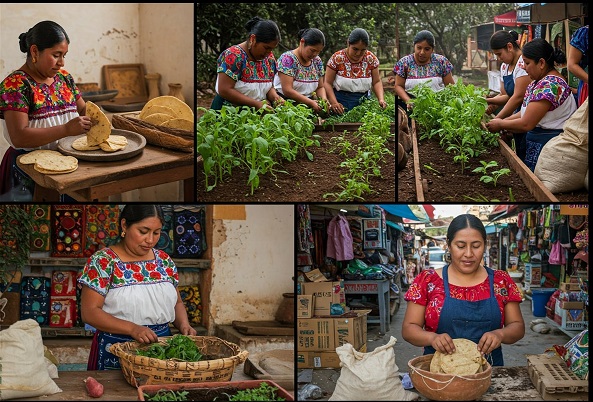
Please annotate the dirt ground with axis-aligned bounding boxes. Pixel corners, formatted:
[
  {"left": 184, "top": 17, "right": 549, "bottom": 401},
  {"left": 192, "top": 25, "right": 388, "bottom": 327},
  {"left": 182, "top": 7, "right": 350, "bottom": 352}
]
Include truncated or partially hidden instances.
[
  {"left": 398, "top": 132, "right": 589, "bottom": 203},
  {"left": 197, "top": 93, "right": 396, "bottom": 203}
]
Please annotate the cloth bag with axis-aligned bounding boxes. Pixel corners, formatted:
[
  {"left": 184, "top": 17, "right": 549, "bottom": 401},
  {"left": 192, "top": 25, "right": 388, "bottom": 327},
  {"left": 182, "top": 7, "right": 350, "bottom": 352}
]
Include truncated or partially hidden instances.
[
  {"left": 535, "top": 98, "right": 588, "bottom": 193},
  {"left": 548, "top": 241, "right": 566, "bottom": 265},
  {"left": 329, "top": 336, "right": 418, "bottom": 401},
  {"left": 0, "top": 319, "right": 62, "bottom": 400}
]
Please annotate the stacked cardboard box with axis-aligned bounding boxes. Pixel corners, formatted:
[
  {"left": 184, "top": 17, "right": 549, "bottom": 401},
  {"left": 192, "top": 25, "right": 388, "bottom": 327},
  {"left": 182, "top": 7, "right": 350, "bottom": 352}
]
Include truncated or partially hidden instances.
[
  {"left": 553, "top": 283, "right": 587, "bottom": 331},
  {"left": 298, "top": 272, "right": 371, "bottom": 368}
]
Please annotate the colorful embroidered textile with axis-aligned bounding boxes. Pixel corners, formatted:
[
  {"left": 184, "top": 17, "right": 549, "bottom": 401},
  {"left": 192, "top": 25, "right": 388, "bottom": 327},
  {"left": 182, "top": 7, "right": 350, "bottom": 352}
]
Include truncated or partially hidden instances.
[
  {"left": 179, "top": 285, "right": 202, "bottom": 325},
  {"left": 20, "top": 276, "right": 51, "bottom": 325},
  {"left": 156, "top": 204, "right": 174, "bottom": 255},
  {"left": 84, "top": 204, "right": 120, "bottom": 258},
  {"left": 173, "top": 206, "right": 207, "bottom": 258},
  {"left": 51, "top": 205, "right": 86, "bottom": 258},
  {"left": 27, "top": 204, "right": 51, "bottom": 251}
]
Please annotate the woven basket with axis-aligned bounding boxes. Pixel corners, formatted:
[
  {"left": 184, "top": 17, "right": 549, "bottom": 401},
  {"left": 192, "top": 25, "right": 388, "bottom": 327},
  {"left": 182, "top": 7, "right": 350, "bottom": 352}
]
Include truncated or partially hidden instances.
[
  {"left": 112, "top": 114, "right": 193, "bottom": 153},
  {"left": 109, "top": 335, "right": 249, "bottom": 387}
]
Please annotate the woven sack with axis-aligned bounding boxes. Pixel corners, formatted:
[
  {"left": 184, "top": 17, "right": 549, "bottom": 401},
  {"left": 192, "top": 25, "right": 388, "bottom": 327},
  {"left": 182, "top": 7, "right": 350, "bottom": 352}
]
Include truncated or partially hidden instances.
[
  {"left": 535, "top": 98, "right": 588, "bottom": 193},
  {"left": 0, "top": 319, "right": 62, "bottom": 400},
  {"left": 112, "top": 115, "right": 193, "bottom": 153},
  {"left": 329, "top": 336, "right": 418, "bottom": 401},
  {"left": 109, "top": 335, "right": 248, "bottom": 387}
]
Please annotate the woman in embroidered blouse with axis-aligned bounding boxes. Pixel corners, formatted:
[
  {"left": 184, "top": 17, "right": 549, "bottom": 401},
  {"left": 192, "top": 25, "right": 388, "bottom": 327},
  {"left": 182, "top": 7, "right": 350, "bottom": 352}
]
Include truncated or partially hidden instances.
[
  {"left": 393, "top": 30, "right": 455, "bottom": 114},
  {"left": 211, "top": 17, "right": 283, "bottom": 112},
  {"left": 79, "top": 205, "right": 196, "bottom": 370},
  {"left": 486, "top": 38, "right": 577, "bottom": 172},
  {"left": 567, "top": 25, "right": 588, "bottom": 107},
  {"left": 485, "top": 30, "right": 532, "bottom": 161},
  {"left": 324, "top": 28, "right": 387, "bottom": 114},
  {"left": 274, "top": 28, "right": 328, "bottom": 114},
  {"left": 402, "top": 214, "right": 524, "bottom": 367},
  {"left": 0, "top": 20, "right": 91, "bottom": 198}
]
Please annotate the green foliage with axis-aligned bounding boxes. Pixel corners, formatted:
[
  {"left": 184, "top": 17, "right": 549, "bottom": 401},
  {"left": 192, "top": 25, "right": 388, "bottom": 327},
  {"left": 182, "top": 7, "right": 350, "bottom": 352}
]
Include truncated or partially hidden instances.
[
  {"left": 226, "top": 382, "right": 286, "bottom": 401},
  {"left": 136, "top": 335, "right": 203, "bottom": 362},
  {"left": 0, "top": 205, "right": 33, "bottom": 292},
  {"left": 471, "top": 160, "right": 511, "bottom": 186},
  {"left": 144, "top": 390, "right": 189, "bottom": 401},
  {"left": 322, "top": 92, "right": 395, "bottom": 125}
]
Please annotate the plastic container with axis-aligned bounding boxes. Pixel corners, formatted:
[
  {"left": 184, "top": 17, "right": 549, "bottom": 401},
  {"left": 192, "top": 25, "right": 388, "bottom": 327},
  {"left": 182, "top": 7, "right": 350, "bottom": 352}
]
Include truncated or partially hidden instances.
[{"left": 531, "top": 288, "right": 556, "bottom": 317}]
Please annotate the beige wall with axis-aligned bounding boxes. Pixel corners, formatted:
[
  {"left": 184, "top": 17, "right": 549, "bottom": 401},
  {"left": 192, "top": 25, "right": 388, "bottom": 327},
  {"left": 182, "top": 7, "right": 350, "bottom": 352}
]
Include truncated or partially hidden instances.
[
  {"left": 0, "top": 3, "right": 194, "bottom": 181},
  {"left": 209, "top": 205, "right": 294, "bottom": 327}
]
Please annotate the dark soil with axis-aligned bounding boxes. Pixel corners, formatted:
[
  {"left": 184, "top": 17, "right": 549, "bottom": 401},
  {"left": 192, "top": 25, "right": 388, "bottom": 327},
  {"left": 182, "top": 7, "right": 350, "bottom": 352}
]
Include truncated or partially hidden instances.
[
  {"left": 398, "top": 127, "right": 589, "bottom": 202},
  {"left": 197, "top": 93, "right": 396, "bottom": 203}
]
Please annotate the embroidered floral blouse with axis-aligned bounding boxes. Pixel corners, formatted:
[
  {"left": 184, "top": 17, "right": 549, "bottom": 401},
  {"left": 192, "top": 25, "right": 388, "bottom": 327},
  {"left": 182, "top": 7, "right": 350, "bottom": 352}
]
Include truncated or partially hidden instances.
[
  {"left": 78, "top": 247, "right": 179, "bottom": 325},
  {"left": 273, "top": 51, "right": 324, "bottom": 98},
  {"left": 520, "top": 74, "right": 577, "bottom": 130},
  {"left": 404, "top": 268, "right": 523, "bottom": 332},
  {"left": 326, "top": 49, "right": 379, "bottom": 93},
  {"left": 393, "top": 53, "right": 454, "bottom": 93},
  {"left": 0, "top": 68, "right": 80, "bottom": 149}
]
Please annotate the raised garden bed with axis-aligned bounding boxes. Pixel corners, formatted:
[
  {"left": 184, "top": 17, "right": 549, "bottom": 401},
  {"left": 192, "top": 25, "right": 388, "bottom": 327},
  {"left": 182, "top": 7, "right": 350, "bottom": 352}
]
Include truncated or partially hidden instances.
[{"left": 398, "top": 120, "right": 560, "bottom": 202}]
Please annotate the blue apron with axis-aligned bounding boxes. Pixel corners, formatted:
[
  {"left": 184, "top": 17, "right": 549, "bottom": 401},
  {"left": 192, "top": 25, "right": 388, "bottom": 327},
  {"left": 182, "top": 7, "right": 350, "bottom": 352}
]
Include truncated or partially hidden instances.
[
  {"left": 524, "top": 126, "right": 562, "bottom": 172},
  {"left": 503, "top": 71, "right": 527, "bottom": 161},
  {"left": 333, "top": 89, "right": 370, "bottom": 112},
  {"left": 423, "top": 265, "right": 504, "bottom": 366}
]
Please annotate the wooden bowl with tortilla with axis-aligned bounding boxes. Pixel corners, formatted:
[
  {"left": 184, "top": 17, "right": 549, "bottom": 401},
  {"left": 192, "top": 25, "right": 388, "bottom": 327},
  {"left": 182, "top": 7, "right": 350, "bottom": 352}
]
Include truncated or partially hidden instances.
[{"left": 408, "top": 354, "right": 492, "bottom": 401}]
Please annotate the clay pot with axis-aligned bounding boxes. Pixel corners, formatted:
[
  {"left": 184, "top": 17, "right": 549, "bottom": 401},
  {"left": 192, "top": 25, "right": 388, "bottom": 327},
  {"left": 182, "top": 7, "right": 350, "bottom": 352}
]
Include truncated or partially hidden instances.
[
  {"left": 275, "top": 293, "right": 294, "bottom": 325},
  {"left": 145, "top": 73, "right": 161, "bottom": 100},
  {"left": 167, "top": 83, "right": 185, "bottom": 102}
]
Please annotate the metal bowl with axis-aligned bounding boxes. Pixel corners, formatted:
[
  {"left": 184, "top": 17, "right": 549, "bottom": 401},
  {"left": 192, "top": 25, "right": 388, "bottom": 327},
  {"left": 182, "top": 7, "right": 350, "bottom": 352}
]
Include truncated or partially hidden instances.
[{"left": 81, "top": 90, "right": 119, "bottom": 102}]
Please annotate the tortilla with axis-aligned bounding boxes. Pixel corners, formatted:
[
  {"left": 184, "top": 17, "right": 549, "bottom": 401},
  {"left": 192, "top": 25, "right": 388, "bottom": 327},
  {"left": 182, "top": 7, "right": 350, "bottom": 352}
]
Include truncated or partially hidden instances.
[
  {"left": 139, "top": 104, "right": 177, "bottom": 121},
  {"left": 142, "top": 95, "right": 194, "bottom": 121},
  {"left": 143, "top": 112, "right": 174, "bottom": 126},
  {"left": 434, "top": 338, "right": 483, "bottom": 376},
  {"left": 86, "top": 101, "right": 111, "bottom": 146},
  {"left": 71, "top": 136, "right": 101, "bottom": 151},
  {"left": 160, "top": 117, "right": 194, "bottom": 131},
  {"left": 429, "top": 351, "right": 445, "bottom": 374},
  {"left": 33, "top": 155, "right": 78, "bottom": 174},
  {"left": 106, "top": 135, "right": 128, "bottom": 146},
  {"left": 99, "top": 137, "right": 127, "bottom": 152},
  {"left": 19, "top": 150, "right": 64, "bottom": 165}
]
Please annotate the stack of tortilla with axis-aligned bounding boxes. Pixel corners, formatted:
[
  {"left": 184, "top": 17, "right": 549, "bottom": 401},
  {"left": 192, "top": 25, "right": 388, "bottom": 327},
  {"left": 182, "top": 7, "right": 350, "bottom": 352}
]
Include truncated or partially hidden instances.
[
  {"left": 430, "top": 338, "right": 487, "bottom": 375},
  {"left": 19, "top": 149, "right": 78, "bottom": 174},
  {"left": 138, "top": 96, "right": 194, "bottom": 131},
  {"left": 71, "top": 101, "right": 128, "bottom": 152}
]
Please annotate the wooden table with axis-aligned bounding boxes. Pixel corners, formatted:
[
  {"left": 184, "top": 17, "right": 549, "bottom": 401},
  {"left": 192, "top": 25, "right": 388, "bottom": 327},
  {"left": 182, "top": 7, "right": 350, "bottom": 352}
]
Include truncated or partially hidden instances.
[
  {"left": 17, "top": 145, "right": 194, "bottom": 202},
  {"left": 344, "top": 279, "right": 390, "bottom": 334}
]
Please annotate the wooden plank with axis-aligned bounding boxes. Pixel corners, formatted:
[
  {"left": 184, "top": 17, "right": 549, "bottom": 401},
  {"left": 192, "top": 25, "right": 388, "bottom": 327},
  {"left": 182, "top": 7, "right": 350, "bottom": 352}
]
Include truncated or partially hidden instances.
[
  {"left": 231, "top": 320, "right": 294, "bottom": 336},
  {"left": 410, "top": 119, "right": 424, "bottom": 202},
  {"left": 498, "top": 138, "right": 559, "bottom": 202}
]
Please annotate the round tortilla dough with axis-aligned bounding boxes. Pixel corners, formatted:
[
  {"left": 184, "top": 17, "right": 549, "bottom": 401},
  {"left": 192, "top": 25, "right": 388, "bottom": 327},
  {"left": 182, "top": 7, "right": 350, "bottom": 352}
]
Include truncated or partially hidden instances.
[
  {"left": 71, "top": 136, "right": 101, "bottom": 151},
  {"left": 34, "top": 155, "right": 78, "bottom": 174},
  {"left": 142, "top": 95, "right": 194, "bottom": 121},
  {"left": 160, "top": 117, "right": 194, "bottom": 131},
  {"left": 438, "top": 338, "right": 483, "bottom": 375},
  {"left": 19, "top": 150, "right": 64, "bottom": 165},
  {"left": 143, "top": 112, "right": 173, "bottom": 126},
  {"left": 139, "top": 104, "right": 177, "bottom": 121}
]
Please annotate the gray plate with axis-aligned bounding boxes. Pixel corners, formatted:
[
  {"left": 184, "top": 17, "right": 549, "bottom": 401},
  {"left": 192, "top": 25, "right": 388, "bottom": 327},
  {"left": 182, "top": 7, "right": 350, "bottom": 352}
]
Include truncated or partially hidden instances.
[
  {"left": 99, "top": 102, "right": 147, "bottom": 113},
  {"left": 57, "top": 129, "right": 146, "bottom": 162},
  {"left": 81, "top": 90, "right": 119, "bottom": 102}
]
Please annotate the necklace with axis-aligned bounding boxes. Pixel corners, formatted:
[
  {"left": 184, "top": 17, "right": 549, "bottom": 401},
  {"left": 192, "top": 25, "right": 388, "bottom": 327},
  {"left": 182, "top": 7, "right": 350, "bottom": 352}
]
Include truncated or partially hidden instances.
[{"left": 296, "top": 48, "right": 309, "bottom": 66}]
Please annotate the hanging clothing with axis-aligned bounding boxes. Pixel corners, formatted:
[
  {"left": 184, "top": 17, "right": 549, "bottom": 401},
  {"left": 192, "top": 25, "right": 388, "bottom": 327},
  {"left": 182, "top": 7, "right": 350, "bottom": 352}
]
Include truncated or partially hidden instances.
[
  {"left": 424, "top": 265, "right": 504, "bottom": 366},
  {"left": 326, "top": 215, "right": 354, "bottom": 261}
]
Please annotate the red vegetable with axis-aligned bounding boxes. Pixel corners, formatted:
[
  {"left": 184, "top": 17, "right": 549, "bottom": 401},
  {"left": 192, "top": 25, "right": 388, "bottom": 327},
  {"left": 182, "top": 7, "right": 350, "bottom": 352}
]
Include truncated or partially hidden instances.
[{"left": 84, "top": 376, "right": 104, "bottom": 398}]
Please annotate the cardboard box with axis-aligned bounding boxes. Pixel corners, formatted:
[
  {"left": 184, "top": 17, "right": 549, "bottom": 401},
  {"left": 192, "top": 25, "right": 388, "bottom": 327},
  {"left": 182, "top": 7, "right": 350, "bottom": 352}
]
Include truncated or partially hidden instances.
[
  {"left": 301, "top": 280, "right": 346, "bottom": 316},
  {"left": 559, "top": 300, "right": 585, "bottom": 310},
  {"left": 297, "top": 295, "right": 314, "bottom": 319},
  {"left": 334, "top": 309, "right": 370, "bottom": 350},
  {"left": 297, "top": 317, "right": 335, "bottom": 351},
  {"left": 553, "top": 307, "right": 586, "bottom": 331},
  {"left": 303, "top": 268, "right": 328, "bottom": 282},
  {"left": 297, "top": 343, "right": 368, "bottom": 369},
  {"left": 559, "top": 282, "right": 582, "bottom": 292}
]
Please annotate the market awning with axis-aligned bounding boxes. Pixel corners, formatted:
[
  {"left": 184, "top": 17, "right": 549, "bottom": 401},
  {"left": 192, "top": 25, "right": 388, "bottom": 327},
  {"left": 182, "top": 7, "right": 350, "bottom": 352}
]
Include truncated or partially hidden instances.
[
  {"left": 379, "top": 204, "right": 430, "bottom": 223},
  {"left": 494, "top": 10, "right": 519, "bottom": 26},
  {"left": 485, "top": 222, "right": 508, "bottom": 235},
  {"left": 386, "top": 220, "right": 406, "bottom": 232}
]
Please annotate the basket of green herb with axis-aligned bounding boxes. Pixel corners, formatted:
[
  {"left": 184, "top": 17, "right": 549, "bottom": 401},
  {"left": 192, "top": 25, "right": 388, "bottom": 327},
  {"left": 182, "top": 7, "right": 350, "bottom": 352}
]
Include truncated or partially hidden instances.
[{"left": 109, "top": 335, "right": 249, "bottom": 387}]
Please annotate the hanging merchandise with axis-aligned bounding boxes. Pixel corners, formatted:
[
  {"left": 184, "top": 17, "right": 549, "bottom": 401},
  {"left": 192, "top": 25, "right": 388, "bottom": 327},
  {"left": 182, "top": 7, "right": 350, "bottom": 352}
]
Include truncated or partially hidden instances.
[
  {"left": 51, "top": 205, "right": 86, "bottom": 258},
  {"left": 157, "top": 205, "right": 175, "bottom": 255},
  {"left": 327, "top": 214, "right": 354, "bottom": 261},
  {"left": 558, "top": 218, "right": 572, "bottom": 248},
  {"left": 27, "top": 205, "right": 51, "bottom": 252},
  {"left": 172, "top": 205, "right": 207, "bottom": 258},
  {"left": 549, "top": 241, "right": 566, "bottom": 265},
  {"left": 84, "top": 205, "right": 120, "bottom": 258}
]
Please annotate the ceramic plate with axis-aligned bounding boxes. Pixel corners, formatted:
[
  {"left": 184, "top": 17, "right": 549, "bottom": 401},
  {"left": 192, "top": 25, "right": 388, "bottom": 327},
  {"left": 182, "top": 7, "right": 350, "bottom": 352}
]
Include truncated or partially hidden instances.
[{"left": 57, "top": 129, "right": 146, "bottom": 162}]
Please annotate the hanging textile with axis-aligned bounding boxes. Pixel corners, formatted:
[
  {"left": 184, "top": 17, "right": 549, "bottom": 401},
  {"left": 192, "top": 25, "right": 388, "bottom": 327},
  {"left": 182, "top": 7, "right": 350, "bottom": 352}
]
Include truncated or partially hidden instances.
[
  {"left": 51, "top": 205, "right": 86, "bottom": 258},
  {"left": 156, "top": 205, "right": 175, "bottom": 255},
  {"left": 326, "top": 215, "right": 354, "bottom": 261},
  {"left": 84, "top": 204, "right": 120, "bottom": 258},
  {"left": 297, "top": 204, "right": 314, "bottom": 252},
  {"left": 172, "top": 205, "right": 207, "bottom": 258},
  {"left": 27, "top": 205, "right": 51, "bottom": 252}
]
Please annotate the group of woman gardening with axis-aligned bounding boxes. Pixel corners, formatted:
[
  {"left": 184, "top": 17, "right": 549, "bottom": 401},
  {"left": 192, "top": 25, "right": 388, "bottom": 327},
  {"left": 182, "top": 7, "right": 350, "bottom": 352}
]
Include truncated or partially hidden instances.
[{"left": 211, "top": 16, "right": 587, "bottom": 174}]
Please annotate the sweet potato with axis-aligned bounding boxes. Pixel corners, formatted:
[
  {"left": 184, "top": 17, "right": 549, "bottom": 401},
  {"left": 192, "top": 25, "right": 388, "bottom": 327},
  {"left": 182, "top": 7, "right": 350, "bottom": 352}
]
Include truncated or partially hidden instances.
[{"left": 84, "top": 376, "right": 104, "bottom": 398}]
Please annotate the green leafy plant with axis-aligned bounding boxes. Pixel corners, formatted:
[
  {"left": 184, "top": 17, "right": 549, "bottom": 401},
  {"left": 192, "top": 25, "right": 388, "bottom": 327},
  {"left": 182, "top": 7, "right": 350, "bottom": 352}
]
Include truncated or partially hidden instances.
[
  {"left": 0, "top": 205, "right": 34, "bottom": 293},
  {"left": 220, "top": 382, "right": 286, "bottom": 401},
  {"left": 136, "top": 334, "right": 202, "bottom": 362},
  {"left": 144, "top": 390, "right": 189, "bottom": 401},
  {"left": 472, "top": 160, "right": 510, "bottom": 186}
]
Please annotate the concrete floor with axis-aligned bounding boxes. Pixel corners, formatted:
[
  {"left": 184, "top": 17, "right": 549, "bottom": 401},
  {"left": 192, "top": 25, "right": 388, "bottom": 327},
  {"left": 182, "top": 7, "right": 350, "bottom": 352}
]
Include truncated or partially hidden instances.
[{"left": 297, "top": 295, "right": 574, "bottom": 401}]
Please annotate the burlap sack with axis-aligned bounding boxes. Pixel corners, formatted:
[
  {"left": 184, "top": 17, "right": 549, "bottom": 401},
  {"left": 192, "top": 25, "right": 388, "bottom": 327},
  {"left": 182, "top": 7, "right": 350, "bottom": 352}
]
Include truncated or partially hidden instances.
[
  {"left": 535, "top": 98, "right": 588, "bottom": 193},
  {"left": 398, "top": 106, "right": 412, "bottom": 153},
  {"left": 0, "top": 319, "right": 62, "bottom": 400},
  {"left": 329, "top": 336, "right": 418, "bottom": 401}
]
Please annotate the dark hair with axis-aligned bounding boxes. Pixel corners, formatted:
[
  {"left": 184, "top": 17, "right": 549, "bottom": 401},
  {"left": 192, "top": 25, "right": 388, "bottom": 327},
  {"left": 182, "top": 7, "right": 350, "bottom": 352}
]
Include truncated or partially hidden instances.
[
  {"left": 522, "top": 38, "right": 566, "bottom": 69},
  {"left": 245, "top": 16, "right": 281, "bottom": 44},
  {"left": 298, "top": 28, "right": 325, "bottom": 47},
  {"left": 446, "top": 214, "right": 486, "bottom": 244},
  {"left": 413, "top": 30, "right": 435, "bottom": 48},
  {"left": 119, "top": 205, "right": 164, "bottom": 231},
  {"left": 18, "top": 21, "right": 70, "bottom": 56},
  {"left": 490, "top": 30, "right": 520, "bottom": 50},
  {"left": 348, "top": 28, "right": 369, "bottom": 46}
]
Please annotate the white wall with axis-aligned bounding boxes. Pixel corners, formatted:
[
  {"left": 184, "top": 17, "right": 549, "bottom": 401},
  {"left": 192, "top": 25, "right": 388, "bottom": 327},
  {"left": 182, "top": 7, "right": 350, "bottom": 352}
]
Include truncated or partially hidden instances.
[
  {"left": 0, "top": 3, "right": 194, "bottom": 176},
  {"left": 209, "top": 205, "right": 295, "bottom": 326}
]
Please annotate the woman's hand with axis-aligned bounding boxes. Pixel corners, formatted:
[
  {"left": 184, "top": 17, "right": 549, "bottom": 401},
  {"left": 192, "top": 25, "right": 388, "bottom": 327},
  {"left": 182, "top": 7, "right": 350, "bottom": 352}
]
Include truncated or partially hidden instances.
[
  {"left": 177, "top": 323, "right": 197, "bottom": 336},
  {"left": 330, "top": 102, "right": 345, "bottom": 115},
  {"left": 65, "top": 116, "right": 92, "bottom": 136},
  {"left": 485, "top": 118, "right": 503, "bottom": 133},
  {"left": 310, "top": 99, "right": 322, "bottom": 114},
  {"left": 478, "top": 330, "right": 503, "bottom": 355},
  {"left": 431, "top": 333, "right": 456, "bottom": 354},
  {"left": 378, "top": 99, "right": 387, "bottom": 109},
  {"left": 130, "top": 324, "right": 159, "bottom": 344},
  {"left": 485, "top": 104, "right": 497, "bottom": 115}
]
